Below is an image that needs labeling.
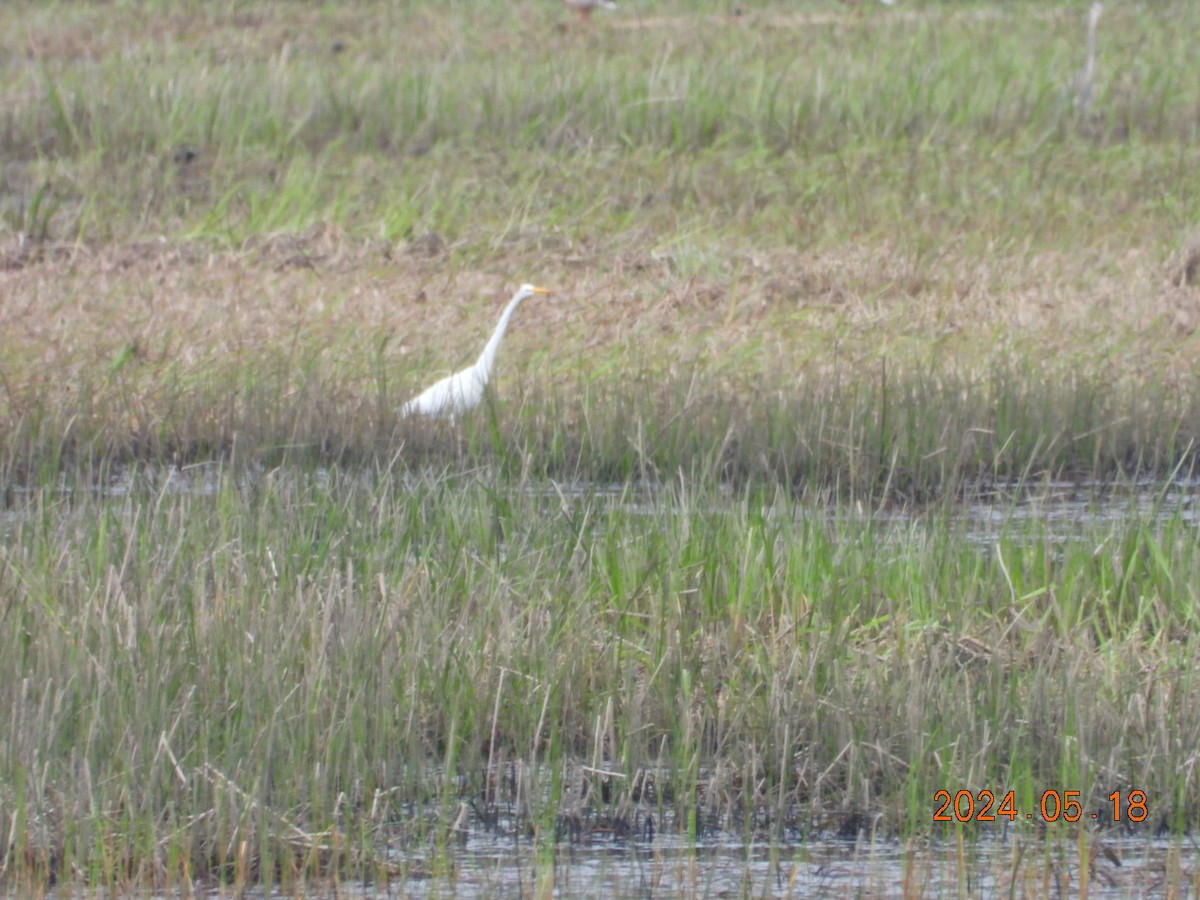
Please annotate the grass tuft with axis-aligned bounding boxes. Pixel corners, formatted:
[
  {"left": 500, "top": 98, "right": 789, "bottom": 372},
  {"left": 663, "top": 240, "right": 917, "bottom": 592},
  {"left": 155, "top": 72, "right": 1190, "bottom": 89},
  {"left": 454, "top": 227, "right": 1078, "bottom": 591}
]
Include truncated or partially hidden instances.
[{"left": 3, "top": 0, "right": 1199, "bottom": 891}]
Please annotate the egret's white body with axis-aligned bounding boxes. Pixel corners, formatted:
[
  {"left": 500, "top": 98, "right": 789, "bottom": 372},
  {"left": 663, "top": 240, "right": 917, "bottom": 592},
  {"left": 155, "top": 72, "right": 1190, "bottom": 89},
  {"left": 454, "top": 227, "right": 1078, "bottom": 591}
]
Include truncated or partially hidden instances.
[{"left": 401, "top": 284, "right": 551, "bottom": 419}]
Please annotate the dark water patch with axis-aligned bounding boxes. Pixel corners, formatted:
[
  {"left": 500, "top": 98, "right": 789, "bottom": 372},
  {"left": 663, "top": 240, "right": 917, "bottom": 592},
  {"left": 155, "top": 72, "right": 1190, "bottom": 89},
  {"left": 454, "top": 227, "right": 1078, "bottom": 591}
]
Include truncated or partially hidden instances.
[
  {"left": 5, "top": 463, "right": 1200, "bottom": 548},
  {"left": 329, "top": 832, "right": 1193, "bottom": 898}
]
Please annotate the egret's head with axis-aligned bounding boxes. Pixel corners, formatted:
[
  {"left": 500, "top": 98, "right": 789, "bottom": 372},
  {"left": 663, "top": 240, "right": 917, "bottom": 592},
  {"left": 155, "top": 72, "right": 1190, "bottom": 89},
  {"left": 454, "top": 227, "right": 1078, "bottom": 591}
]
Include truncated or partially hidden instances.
[{"left": 517, "top": 284, "right": 551, "bottom": 300}]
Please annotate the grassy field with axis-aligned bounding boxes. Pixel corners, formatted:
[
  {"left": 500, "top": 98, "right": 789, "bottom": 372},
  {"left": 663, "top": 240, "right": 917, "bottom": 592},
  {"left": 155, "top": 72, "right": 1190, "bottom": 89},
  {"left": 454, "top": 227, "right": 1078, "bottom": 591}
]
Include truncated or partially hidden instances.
[
  {"left": 2, "top": 0, "right": 1200, "bottom": 893},
  {"left": 2, "top": 0, "right": 1199, "bottom": 484}
]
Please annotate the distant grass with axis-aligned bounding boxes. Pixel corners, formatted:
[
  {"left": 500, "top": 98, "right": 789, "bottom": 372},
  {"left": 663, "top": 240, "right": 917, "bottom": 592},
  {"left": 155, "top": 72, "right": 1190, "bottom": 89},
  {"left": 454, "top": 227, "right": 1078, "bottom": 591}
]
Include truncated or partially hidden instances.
[
  {"left": 2, "top": 1, "right": 1200, "bottom": 892},
  {"left": 1, "top": 463, "right": 1198, "bottom": 891},
  {"left": 1, "top": 0, "right": 1197, "bottom": 477},
  {"left": 3, "top": 344, "right": 1199, "bottom": 497},
  {"left": 1, "top": 1, "right": 1198, "bottom": 251}
]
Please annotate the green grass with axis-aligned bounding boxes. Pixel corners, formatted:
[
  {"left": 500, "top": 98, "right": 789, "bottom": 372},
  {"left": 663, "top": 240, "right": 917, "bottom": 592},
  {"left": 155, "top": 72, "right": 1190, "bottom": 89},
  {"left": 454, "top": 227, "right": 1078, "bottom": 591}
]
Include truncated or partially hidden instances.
[
  {"left": 4, "top": 349, "right": 1198, "bottom": 500},
  {"left": 2, "top": 463, "right": 1198, "bottom": 890},
  {"left": 1, "top": 0, "right": 1198, "bottom": 485},
  {"left": 2, "top": 0, "right": 1200, "bottom": 892},
  {"left": 3, "top": 2, "right": 1198, "bottom": 251}
]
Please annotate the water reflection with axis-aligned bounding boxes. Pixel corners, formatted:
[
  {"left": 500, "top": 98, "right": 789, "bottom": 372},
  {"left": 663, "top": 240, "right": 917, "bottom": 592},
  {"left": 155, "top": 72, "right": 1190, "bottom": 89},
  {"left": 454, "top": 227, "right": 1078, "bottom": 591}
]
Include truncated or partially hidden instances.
[
  {"left": 380, "top": 831, "right": 1193, "bottom": 898},
  {"left": 6, "top": 464, "right": 1199, "bottom": 553}
]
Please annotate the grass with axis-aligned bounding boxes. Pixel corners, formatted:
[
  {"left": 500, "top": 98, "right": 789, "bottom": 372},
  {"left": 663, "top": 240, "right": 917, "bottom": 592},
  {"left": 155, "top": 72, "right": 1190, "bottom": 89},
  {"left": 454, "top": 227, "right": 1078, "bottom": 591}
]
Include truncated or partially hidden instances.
[
  {"left": 2, "top": 464, "right": 1199, "bottom": 891},
  {"left": 3, "top": 5, "right": 1197, "bottom": 247},
  {"left": 2, "top": 0, "right": 1200, "bottom": 893},
  {"left": 4, "top": 346, "right": 1199, "bottom": 501}
]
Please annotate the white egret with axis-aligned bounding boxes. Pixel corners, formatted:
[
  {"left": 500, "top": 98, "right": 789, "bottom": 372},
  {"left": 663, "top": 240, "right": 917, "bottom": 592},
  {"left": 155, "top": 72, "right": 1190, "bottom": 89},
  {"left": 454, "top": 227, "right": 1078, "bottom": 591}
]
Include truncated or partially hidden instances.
[
  {"left": 400, "top": 284, "right": 551, "bottom": 419},
  {"left": 563, "top": 0, "right": 617, "bottom": 21}
]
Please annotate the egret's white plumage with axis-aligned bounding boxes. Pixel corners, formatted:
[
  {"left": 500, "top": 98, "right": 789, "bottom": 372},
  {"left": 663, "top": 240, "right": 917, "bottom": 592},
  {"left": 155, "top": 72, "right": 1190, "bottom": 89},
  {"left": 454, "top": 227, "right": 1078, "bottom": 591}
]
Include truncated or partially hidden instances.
[{"left": 401, "top": 284, "right": 551, "bottom": 419}]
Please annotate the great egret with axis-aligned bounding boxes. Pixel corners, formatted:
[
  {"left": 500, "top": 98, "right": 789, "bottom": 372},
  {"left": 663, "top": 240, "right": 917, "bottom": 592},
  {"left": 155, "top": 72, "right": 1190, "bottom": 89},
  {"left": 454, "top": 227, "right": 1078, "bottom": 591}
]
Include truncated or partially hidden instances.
[
  {"left": 563, "top": 0, "right": 617, "bottom": 21},
  {"left": 400, "top": 284, "right": 551, "bottom": 419}
]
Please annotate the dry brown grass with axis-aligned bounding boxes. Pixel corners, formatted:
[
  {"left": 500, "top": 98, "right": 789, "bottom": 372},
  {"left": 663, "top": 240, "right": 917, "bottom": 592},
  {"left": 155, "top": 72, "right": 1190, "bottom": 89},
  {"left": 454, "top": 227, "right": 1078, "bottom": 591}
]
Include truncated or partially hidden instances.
[
  {"left": 3, "top": 0, "right": 1197, "bottom": 418},
  {"left": 3, "top": 230, "right": 1198, "bottom": 417}
]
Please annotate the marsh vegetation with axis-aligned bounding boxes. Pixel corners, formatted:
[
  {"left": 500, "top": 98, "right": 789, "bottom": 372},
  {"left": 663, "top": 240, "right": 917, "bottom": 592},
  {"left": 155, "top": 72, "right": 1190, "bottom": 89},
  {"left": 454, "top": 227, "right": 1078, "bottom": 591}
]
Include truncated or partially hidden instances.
[{"left": 2, "top": 0, "right": 1200, "bottom": 894}]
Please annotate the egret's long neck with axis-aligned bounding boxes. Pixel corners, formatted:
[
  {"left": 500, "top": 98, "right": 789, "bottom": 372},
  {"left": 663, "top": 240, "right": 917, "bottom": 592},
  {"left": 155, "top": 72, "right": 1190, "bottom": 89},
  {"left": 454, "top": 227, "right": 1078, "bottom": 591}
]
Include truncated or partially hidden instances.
[{"left": 474, "top": 293, "right": 527, "bottom": 380}]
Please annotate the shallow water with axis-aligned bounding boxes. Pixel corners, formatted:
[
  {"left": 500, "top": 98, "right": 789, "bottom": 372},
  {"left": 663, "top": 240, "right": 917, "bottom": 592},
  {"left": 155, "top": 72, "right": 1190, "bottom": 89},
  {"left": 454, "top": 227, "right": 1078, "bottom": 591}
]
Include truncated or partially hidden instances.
[
  {"left": 356, "top": 830, "right": 1194, "bottom": 898},
  {"left": 338, "top": 781, "right": 1195, "bottom": 898},
  {"left": 56, "top": 464, "right": 1200, "bottom": 522}
]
